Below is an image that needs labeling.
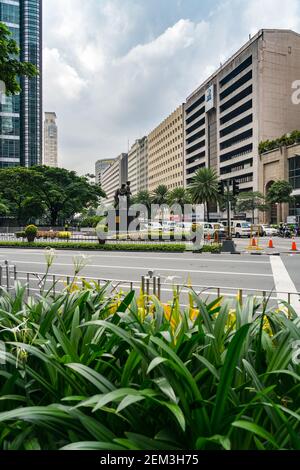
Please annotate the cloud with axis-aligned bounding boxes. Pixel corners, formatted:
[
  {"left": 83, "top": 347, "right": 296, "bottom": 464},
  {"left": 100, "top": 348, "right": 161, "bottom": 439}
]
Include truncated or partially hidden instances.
[{"left": 43, "top": 0, "right": 300, "bottom": 175}]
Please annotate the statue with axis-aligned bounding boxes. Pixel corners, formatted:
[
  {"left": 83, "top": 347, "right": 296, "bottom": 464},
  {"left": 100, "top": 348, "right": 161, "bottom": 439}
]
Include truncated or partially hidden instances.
[
  {"left": 114, "top": 183, "right": 127, "bottom": 209},
  {"left": 114, "top": 181, "right": 132, "bottom": 209}
]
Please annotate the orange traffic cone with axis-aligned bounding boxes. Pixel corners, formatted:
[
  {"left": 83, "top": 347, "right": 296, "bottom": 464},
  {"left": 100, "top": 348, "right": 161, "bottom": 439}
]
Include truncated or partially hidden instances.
[
  {"left": 252, "top": 238, "right": 257, "bottom": 247},
  {"left": 292, "top": 240, "right": 298, "bottom": 251},
  {"left": 207, "top": 233, "right": 211, "bottom": 242},
  {"left": 268, "top": 239, "right": 274, "bottom": 249}
]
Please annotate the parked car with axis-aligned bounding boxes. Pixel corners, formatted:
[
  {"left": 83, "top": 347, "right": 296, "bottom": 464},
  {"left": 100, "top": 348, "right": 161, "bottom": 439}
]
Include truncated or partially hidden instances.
[
  {"left": 231, "top": 221, "right": 251, "bottom": 238},
  {"left": 259, "top": 225, "right": 279, "bottom": 237}
]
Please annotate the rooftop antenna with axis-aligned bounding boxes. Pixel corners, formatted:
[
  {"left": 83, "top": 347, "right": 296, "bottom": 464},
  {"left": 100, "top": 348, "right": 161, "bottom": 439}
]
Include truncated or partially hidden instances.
[{"left": 249, "top": 33, "right": 251, "bottom": 40}]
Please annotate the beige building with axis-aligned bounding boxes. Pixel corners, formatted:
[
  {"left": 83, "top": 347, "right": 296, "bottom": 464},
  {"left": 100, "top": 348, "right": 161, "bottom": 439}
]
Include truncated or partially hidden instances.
[
  {"left": 43, "top": 112, "right": 58, "bottom": 167},
  {"left": 184, "top": 29, "right": 300, "bottom": 202},
  {"left": 259, "top": 142, "right": 300, "bottom": 223},
  {"left": 127, "top": 136, "right": 148, "bottom": 195},
  {"left": 95, "top": 159, "right": 115, "bottom": 185},
  {"left": 147, "top": 105, "right": 184, "bottom": 192},
  {"left": 101, "top": 153, "right": 128, "bottom": 206}
]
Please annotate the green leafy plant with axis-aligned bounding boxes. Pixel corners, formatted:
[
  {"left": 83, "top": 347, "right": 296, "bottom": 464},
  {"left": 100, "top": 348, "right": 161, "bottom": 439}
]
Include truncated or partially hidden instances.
[
  {"left": 0, "top": 280, "right": 299, "bottom": 451},
  {"left": 24, "top": 224, "right": 38, "bottom": 242}
]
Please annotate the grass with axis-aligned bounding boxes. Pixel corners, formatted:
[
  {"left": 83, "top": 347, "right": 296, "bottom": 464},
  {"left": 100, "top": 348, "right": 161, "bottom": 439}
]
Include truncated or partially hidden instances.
[
  {"left": 0, "top": 275, "right": 299, "bottom": 451},
  {"left": 0, "top": 241, "right": 186, "bottom": 252}
]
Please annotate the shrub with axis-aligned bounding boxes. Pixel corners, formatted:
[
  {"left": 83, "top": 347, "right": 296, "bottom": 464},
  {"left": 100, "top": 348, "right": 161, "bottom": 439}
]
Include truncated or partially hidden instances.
[
  {"left": 24, "top": 224, "right": 38, "bottom": 242},
  {"left": 80, "top": 215, "right": 105, "bottom": 228},
  {"left": 15, "top": 231, "right": 26, "bottom": 239},
  {"left": 0, "top": 283, "right": 299, "bottom": 450},
  {"left": 0, "top": 241, "right": 186, "bottom": 252},
  {"left": 201, "top": 243, "right": 222, "bottom": 253},
  {"left": 58, "top": 231, "right": 72, "bottom": 240}
]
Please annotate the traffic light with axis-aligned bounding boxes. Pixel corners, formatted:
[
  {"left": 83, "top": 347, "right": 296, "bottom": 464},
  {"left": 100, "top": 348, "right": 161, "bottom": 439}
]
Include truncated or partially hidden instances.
[
  {"left": 232, "top": 179, "right": 240, "bottom": 196},
  {"left": 218, "top": 181, "right": 225, "bottom": 196}
]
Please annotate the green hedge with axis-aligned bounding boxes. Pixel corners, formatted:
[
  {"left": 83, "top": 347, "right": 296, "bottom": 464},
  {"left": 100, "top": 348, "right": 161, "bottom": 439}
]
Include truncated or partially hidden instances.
[
  {"left": 200, "top": 243, "right": 222, "bottom": 253},
  {"left": 0, "top": 241, "right": 186, "bottom": 252}
]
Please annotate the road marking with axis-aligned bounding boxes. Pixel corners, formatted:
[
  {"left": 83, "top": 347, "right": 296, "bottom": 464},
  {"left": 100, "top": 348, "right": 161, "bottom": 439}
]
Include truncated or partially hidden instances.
[
  {"left": 1, "top": 250, "right": 270, "bottom": 264},
  {"left": 10, "top": 260, "right": 273, "bottom": 277},
  {"left": 270, "top": 256, "right": 300, "bottom": 315}
]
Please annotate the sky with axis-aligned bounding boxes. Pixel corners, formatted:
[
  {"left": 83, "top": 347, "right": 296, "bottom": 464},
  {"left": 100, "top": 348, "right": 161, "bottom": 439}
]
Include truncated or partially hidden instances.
[{"left": 43, "top": 0, "right": 300, "bottom": 175}]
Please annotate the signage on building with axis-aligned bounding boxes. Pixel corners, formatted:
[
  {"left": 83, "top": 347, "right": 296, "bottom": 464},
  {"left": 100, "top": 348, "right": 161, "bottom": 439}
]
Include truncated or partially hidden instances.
[
  {"left": 287, "top": 216, "right": 297, "bottom": 224},
  {"left": 205, "top": 85, "right": 215, "bottom": 112}
]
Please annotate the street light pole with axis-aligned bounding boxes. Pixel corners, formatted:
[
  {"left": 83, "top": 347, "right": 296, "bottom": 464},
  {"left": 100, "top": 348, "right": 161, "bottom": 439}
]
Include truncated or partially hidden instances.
[{"left": 226, "top": 180, "right": 231, "bottom": 240}]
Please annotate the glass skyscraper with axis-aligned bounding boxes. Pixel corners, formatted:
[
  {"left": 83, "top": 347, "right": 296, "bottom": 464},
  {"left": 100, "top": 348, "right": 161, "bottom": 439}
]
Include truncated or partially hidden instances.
[{"left": 0, "top": 0, "right": 42, "bottom": 168}]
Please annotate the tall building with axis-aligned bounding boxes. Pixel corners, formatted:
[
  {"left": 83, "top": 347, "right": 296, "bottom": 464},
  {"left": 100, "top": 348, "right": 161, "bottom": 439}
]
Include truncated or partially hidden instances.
[
  {"left": 148, "top": 105, "right": 184, "bottom": 193},
  {"left": 101, "top": 153, "right": 128, "bottom": 206},
  {"left": 95, "top": 158, "right": 115, "bottom": 185},
  {"left": 127, "top": 136, "right": 148, "bottom": 196},
  {"left": 0, "top": 0, "right": 42, "bottom": 169},
  {"left": 43, "top": 112, "right": 58, "bottom": 167},
  {"left": 184, "top": 30, "right": 300, "bottom": 197}
]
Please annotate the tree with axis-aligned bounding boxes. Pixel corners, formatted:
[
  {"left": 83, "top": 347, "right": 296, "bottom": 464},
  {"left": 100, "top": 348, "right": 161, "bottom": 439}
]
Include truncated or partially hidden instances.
[
  {"left": 31, "top": 166, "right": 106, "bottom": 226},
  {"left": 131, "top": 190, "right": 152, "bottom": 219},
  {"left": 188, "top": 168, "right": 219, "bottom": 222},
  {"left": 0, "top": 166, "right": 106, "bottom": 226},
  {"left": 167, "top": 187, "right": 191, "bottom": 211},
  {"left": 0, "top": 168, "right": 44, "bottom": 224},
  {"left": 151, "top": 185, "right": 169, "bottom": 205},
  {"left": 236, "top": 191, "right": 269, "bottom": 224},
  {"left": 266, "top": 180, "right": 294, "bottom": 223},
  {"left": 0, "top": 23, "right": 38, "bottom": 95}
]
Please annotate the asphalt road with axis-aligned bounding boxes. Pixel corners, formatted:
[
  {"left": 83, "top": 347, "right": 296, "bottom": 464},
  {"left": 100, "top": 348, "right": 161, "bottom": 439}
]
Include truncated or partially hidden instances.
[{"left": 1, "top": 247, "right": 299, "bottom": 312}]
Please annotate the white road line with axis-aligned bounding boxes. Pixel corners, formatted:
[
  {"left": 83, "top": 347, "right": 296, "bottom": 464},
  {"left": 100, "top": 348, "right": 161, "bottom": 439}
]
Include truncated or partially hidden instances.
[
  {"left": 10, "top": 260, "right": 273, "bottom": 277},
  {"left": 270, "top": 256, "right": 300, "bottom": 315},
  {"left": 0, "top": 250, "right": 269, "bottom": 264}
]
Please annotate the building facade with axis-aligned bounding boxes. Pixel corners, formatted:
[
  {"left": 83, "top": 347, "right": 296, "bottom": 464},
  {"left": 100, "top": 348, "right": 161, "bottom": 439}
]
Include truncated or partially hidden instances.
[
  {"left": 184, "top": 30, "right": 300, "bottom": 199},
  {"left": 101, "top": 153, "right": 128, "bottom": 206},
  {"left": 0, "top": 0, "right": 42, "bottom": 169},
  {"left": 259, "top": 142, "right": 300, "bottom": 223},
  {"left": 147, "top": 105, "right": 184, "bottom": 193},
  {"left": 127, "top": 136, "right": 148, "bottom": 196},
  {"left": 95, "top": 158, "right": 115, "bottom": 185},
  {"left": 43, "top": 112, "right": 57, "bottom": 167}
]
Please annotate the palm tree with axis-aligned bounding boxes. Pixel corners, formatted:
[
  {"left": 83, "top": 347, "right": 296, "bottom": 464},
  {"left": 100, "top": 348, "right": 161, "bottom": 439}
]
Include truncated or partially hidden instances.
[
  {"left": 151, "top": 185, "right": 169, "bottom": 205},
  {"left": 188, "top": 167, "right": 219, "bottom": 222},
  {"left": 132, "top": 190, "right": 152, "bottom": 219},
  {"left": 151, "top": 185, "right": 169, "bottom": 223},
  {"left": 167, "top": 187, "right": 191, "bottom": 209}
]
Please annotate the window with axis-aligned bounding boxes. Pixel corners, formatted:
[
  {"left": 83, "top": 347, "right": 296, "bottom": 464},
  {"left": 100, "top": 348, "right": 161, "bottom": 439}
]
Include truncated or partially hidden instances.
[
  {"left": 220, "top": 56, "right": 253, "bottom": 87},
  {"left": 289, "top": 155, "right": 300, "bottom": 190}
]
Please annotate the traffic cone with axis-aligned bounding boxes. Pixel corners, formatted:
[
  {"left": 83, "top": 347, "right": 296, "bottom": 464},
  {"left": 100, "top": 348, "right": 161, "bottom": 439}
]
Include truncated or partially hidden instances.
[
  {"left": 207, "top": 233, "right": 211, "bottom": 242},
  {"left": 268, "top": 239, "right": 274, "bottom": 249},
  {"left": 252, "top": 238, "right": 257, "bottom": 247},
  {"left": 292, "top": 240, "right": 298, "bottom": 251}
]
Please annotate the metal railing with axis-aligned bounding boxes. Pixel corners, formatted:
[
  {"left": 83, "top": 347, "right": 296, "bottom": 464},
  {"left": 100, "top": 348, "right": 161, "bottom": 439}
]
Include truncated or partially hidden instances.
[{"left": 0, "top": 264, "right": 299, "bottom": 313}]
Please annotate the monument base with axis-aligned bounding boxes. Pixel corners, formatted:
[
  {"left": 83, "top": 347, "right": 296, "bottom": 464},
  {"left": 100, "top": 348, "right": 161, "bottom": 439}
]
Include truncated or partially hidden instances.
[{"left": 221, "top": 240, "right": 237, "bottom": 254}]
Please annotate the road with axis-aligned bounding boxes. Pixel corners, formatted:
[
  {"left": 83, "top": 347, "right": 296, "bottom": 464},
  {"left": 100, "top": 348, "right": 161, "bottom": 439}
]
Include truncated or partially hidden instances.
[{"left": 1, "top": 247, "right": 299, "bottom": 312}]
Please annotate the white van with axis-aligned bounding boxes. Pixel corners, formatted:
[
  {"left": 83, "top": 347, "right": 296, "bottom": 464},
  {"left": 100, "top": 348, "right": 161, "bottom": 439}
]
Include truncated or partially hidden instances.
[
  {"left": 231, "top": 221, "right": 251, "bottom": 238},
  {"left": 196, "top": 222, "right": 226, "bottom": 238}
]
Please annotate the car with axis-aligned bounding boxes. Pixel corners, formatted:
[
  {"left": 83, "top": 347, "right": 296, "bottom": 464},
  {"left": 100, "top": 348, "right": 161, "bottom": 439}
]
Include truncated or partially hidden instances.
[
  {"left": 260, "top": 225, "right": 279, "bottom": 237},
  {"left": 231, "top": 221, "right": 251, "bottom": 238}
]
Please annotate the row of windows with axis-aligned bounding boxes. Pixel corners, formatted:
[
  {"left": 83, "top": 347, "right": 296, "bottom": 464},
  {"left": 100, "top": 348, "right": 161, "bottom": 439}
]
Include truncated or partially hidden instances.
[
  {"left": 220, "top": 144, "right": 253, "bottom": 163},
  {"left": 220, "top": 85, "right": 253, "bottom": 113},
  {"left": 0, "top": 139, "right": 20, "bottom": 159},
  {"left": 289, "top": 156, "right": 300, "bottom": 190},
  {"left": 186, "top": 151, "right": 206, "bottom": 166},
  {"left": 186, "top": 139, "right": 205, "bottom": 155},
  {"left": 0, "top": 3, "right": 20, "bottom": 25},
  {"left": 220, "top": 129, "right": 253, "bottom": 151},
  {"left": 186, "top": 106, "right": 205, "bottom": 125},
  {"left": 220, "top": 56, "right": 253, "bottom": 88},
  {"left": 220, "top": 158, "right": 253, "bottom": 175},
  {"left": 220, "top": 114, "right": 253, "bottom": 138},
  {"left": 185, "top": 94, "right": 205, "bottom": 115},
  {"left": 186, "top": 117, "right": 205, "bottom": 135},
  {"left": 219, "top": 70, "right": 252, "bottom": 101},
  {"left": 220, "top": 100, "right": 252, "bottom": 125},
  {"left": 186, "top": 129, "right": 205, "bottom": 145}
]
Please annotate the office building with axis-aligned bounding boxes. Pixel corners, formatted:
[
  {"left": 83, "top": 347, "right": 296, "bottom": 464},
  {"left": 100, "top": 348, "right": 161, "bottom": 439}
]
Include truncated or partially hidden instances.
[
  {"left": 43, "top": 112, "right": 58, "bottom": 167},
  {"left": 148, "top": 105, "right": 184, "bottom": 192},
  {"left": 184, "top": 30, "right": 300, "bottom": 198},
  {"left": 101, "top": 153, "right": 128, "bottom": 206},
  {"left": 0, "top": 0, "right": 42, "bottom": 168},
  {"left": 259, "top": 142, "right": 300, "bottom": 223},
  {"left": 127, "top": 136, "right": 148, "bottom": 195},
  {"left": 95, "top": 158, "right": 115, "bottom": 185}
]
